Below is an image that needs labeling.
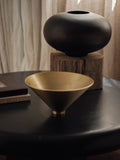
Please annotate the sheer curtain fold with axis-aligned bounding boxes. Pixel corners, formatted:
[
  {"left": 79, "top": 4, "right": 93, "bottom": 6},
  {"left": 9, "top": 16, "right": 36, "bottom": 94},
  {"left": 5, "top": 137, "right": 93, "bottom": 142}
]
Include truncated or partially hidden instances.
[
  {"left": 66, "top": 0, "right": 105, "bottom": 15},
  {"left": 0, "top": 0, "right": 42, "bottom": 73},
  {"left": 0, "top": 0, "right": 67, "bottom": 73},
  {"left": 103, "top": 0, "right": 120, "bottom": 80},
  {"left": 0, "top": 0, "right": 12, "bottom": 73}
]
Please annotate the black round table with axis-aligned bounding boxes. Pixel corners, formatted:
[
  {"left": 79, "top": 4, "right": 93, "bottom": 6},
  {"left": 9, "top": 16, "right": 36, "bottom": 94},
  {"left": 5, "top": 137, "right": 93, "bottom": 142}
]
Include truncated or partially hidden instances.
[{"left": 0, "top": 71, "right": 120, "bottom": 160}]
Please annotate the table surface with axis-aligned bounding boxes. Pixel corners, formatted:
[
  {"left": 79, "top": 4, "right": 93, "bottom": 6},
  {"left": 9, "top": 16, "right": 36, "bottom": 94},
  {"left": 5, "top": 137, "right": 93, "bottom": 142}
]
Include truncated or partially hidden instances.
[{"left": 0, "top": 71, "right": 120, "bottom": 157}]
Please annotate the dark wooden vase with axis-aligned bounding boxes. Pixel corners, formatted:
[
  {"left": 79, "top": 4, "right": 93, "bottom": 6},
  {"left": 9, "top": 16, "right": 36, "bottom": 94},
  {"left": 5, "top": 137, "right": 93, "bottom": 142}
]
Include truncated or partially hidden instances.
[{"left": 43, "top": 11, "right": 112, "bottom": 57}]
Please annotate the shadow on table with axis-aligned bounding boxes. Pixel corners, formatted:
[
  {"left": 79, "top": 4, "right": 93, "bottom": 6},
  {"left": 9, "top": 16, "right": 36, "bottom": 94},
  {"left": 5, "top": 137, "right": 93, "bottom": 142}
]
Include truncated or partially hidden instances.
[{"left": 0, "top": 101, "right": 30, "bottom": 113}]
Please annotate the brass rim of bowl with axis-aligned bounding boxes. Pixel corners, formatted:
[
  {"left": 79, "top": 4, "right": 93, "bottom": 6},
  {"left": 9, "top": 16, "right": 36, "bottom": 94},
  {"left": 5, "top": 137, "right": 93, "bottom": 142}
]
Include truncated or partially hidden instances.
[{"left": 25, "top": 71, "right": 94, "bottom": 92}]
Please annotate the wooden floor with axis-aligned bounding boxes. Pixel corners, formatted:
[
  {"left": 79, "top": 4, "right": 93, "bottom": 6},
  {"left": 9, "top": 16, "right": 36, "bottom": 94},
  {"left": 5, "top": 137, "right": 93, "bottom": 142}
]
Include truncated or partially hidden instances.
[{"left": 0, "top": 150, "right": 120, "bottom": 160}]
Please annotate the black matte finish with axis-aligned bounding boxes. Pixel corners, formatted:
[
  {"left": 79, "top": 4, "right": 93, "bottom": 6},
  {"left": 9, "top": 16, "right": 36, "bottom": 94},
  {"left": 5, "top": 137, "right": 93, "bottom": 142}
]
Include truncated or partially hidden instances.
[
  {"left": 0, "top": 72, "right": 120, "bottom": 159},
  {"left": 44, "top": 11, "right": 112, "bottom": 57}
]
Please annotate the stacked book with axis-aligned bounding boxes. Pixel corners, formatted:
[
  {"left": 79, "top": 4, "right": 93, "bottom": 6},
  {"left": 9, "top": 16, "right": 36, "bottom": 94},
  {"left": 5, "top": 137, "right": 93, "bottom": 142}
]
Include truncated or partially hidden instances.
[{"left": 0, "top": 73, "right": 31, "bottom": 104}]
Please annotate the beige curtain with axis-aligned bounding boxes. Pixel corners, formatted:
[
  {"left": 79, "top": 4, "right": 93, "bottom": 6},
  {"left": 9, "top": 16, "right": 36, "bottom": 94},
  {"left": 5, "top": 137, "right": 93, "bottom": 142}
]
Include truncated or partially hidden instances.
[
  {"left": 0, "top": 0, "right": 41, "bottom": 72},
  {"left": 104, "top": 0, "right": 120, "bottom": 80},
  {"left": 0, "top": 0, "right": 120, "bottom": 80},
  {"left": 0, "top": 0, "right": 63, "bottom": 73}
]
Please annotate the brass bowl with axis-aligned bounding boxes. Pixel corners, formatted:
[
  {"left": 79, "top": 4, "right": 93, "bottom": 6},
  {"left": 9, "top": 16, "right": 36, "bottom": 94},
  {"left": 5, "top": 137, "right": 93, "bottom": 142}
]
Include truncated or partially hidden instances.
[{"left": 25, "top": 72, "right": 94, "bottom": 116}]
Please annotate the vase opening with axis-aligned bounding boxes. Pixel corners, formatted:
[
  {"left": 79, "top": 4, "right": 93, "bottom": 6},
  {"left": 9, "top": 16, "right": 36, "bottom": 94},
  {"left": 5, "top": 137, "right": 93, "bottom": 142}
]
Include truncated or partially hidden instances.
[{"left": 67, "top": 11, "right": 89, "bottom": 14}]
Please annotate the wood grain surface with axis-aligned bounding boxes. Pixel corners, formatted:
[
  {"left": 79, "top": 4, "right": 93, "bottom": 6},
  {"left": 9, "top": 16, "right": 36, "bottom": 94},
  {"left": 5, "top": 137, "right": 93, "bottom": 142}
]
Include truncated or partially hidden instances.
[{"left": 50, "top": 51, "right": 103, "bottom": 90}]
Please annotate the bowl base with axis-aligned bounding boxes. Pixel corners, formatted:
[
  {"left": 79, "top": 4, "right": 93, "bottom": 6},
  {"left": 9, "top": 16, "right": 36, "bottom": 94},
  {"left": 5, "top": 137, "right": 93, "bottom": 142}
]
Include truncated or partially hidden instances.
[{"left": 52, "top": 110, "right": 66, "bottom": 117}]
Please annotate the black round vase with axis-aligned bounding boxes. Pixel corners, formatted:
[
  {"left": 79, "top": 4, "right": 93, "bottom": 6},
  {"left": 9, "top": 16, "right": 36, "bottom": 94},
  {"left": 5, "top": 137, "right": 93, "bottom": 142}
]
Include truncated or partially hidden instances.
[{"left": 43, "top": 11, "right": 112, "bottom": 57}]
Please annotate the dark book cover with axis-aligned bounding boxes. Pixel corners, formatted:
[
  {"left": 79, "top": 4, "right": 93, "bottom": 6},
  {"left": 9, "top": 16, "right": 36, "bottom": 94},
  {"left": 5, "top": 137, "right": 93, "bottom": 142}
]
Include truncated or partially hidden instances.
[{"left": 0, "top": 73, "right": 28, "bottom": 98}]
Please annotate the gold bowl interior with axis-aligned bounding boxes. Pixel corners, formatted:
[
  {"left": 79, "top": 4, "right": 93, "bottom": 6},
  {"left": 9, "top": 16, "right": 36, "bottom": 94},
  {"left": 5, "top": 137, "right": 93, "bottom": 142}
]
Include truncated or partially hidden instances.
[{"left": 25, "top": 72, "right": 94, "bottom": 116}]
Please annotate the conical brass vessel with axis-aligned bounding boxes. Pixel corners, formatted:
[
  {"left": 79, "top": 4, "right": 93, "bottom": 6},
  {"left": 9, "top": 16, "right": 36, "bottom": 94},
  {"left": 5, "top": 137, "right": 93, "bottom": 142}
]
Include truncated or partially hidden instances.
[{"left": 25, "top": 72, "right": 94, "bottom": 116}]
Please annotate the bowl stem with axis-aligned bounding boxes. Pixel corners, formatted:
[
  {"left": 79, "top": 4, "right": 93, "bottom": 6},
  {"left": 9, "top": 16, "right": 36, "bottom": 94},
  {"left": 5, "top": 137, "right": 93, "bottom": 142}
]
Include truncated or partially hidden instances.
[{"left": 52, "top": 110, "right": 66, "bottom": 117}]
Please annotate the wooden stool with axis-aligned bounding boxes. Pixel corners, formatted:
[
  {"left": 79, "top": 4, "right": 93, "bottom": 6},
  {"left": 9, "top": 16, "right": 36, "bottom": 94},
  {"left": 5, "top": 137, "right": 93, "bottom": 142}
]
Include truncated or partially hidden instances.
[{"left": 50, "top": 51, "right": 104, "bottom": 90}]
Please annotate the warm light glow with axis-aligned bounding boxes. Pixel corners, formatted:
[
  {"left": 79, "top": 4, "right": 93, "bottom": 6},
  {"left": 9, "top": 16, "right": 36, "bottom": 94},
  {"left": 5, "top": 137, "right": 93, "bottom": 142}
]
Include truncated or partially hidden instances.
[
  {"left": 77, "top": 0, "right": 81, "bottom": 4},
  {"left": 112, "top": 0, "right": 116, "bottom": 11}
]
